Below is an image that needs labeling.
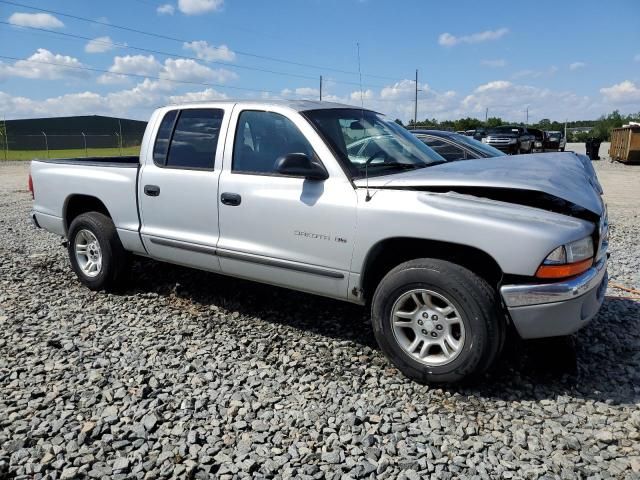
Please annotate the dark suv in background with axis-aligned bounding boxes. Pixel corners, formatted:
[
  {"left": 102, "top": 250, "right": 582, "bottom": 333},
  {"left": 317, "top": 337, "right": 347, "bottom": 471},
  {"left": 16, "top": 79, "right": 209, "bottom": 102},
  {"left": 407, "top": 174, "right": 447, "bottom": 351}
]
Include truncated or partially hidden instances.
[
  {"left": 544, "top": 131, "right": 567, "bottom": 151},
  {"left": 483, "top": 126, "right": 535, "bottom": 154}
]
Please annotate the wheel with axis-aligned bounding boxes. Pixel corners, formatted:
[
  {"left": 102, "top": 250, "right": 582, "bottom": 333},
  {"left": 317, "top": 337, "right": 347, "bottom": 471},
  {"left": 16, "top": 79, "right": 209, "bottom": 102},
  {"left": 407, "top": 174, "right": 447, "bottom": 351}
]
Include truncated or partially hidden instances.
[
  {"left": 67, "top": 212, "right": 127, "bottom": 291},
  {"left": 560, "top": 147, "right": 565, "bottom": 152},
  {"left": 371, "top": 258, "right": 504, "bottom": 384}
]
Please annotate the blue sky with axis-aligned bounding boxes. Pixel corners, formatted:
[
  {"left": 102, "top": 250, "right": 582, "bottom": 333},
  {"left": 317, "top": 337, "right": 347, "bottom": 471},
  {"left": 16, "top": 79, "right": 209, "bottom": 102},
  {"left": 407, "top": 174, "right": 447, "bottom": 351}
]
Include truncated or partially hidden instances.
[{"left": 1, "top": 0, "right": 639, "bottom": 122}]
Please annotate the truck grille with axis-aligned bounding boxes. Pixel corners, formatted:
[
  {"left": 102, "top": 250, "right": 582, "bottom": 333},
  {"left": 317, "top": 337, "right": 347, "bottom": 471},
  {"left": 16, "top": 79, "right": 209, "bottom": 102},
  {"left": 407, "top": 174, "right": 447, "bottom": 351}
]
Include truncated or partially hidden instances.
[{"left": 486, "top": 136, "right": 514, "bottom": 145}]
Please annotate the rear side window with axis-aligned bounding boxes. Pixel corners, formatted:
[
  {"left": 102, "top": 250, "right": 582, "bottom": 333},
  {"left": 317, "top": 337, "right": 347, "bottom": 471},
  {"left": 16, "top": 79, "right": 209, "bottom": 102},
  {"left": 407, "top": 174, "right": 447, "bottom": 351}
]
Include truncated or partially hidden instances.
[
  {"left": 166, "top": 109, "right": 224, "bottom": 169},
  {"left": 153, "top": 110, "right": 177, "bottom": 166},
  {"left": 420, "top": 137, "right": 468, "bottom": 161}
]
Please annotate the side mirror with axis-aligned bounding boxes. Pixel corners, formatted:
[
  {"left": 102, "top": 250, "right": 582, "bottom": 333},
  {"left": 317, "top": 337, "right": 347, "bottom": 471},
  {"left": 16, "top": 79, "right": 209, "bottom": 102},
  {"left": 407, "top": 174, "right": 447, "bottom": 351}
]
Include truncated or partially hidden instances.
[{"left": 275, "top": 153, "right": 329, "bottom": 181}]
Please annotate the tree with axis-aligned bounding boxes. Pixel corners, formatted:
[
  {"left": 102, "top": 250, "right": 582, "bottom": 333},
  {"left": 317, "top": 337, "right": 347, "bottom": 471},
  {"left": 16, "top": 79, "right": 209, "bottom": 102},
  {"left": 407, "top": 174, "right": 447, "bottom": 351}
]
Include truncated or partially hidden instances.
[
  {"left": 485, "top": 117, "right": 503, "bottom": 128},
  {"left": 394, "top": 118, "right": 404, "bottom": 127}
]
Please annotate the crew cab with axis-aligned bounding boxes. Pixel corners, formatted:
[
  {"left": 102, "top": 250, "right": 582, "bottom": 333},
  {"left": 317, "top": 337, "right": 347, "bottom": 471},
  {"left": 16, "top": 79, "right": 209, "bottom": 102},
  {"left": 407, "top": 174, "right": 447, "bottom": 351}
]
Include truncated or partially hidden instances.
[
  {"left": 30, "top": 101, "right": 608, "bottom": 384},
  {"left": 483, "top": 125, "right": 535, "bottom": 154}
]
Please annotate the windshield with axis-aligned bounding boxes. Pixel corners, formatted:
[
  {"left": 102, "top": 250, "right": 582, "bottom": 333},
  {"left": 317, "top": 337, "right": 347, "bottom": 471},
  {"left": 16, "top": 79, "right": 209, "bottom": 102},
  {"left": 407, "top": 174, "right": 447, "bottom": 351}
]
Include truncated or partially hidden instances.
[
  {"left": 488, "top": 126, "right": 521, "bottom": 135},
  {"left": 450, "top": 133, "right": 506, "bottom": 157},
  {"left": 303, "top": 108, "right": 446, "bottom": 178}
]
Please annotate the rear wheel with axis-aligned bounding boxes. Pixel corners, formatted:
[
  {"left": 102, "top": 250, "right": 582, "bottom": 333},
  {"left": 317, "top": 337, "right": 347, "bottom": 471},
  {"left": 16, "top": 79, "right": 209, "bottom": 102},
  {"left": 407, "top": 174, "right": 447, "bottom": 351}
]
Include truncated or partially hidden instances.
[
  {"left": 371, "top": 258, "right": 504, "bottom": 384},
  {"left": 68, "top": 212, "right": 127, "bottom": 291}
]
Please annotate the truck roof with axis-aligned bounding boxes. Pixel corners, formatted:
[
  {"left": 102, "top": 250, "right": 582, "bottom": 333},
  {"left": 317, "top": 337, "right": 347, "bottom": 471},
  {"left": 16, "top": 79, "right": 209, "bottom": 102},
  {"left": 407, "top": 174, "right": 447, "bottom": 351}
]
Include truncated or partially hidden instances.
[{"left": 165, "top": 99, "right": 363, "bottom": 112}]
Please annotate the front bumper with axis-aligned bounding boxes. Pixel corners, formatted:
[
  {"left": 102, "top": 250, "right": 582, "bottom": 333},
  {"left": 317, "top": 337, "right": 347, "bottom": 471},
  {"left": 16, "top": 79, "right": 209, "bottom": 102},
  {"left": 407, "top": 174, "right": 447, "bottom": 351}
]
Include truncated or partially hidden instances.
[{"left": 500, "top": 257, "right": 608, "bottom": 339}]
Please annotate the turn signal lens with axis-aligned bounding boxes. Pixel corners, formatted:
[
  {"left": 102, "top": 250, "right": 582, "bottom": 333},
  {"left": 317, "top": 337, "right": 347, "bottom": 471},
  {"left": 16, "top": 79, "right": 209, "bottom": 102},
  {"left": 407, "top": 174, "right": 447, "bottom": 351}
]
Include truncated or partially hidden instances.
[
  {"left": 537, "top": 236, "right": 595, "bottom": 279},
  {"left": 536, "top": 258, "right": 593, "bottom": 279}
]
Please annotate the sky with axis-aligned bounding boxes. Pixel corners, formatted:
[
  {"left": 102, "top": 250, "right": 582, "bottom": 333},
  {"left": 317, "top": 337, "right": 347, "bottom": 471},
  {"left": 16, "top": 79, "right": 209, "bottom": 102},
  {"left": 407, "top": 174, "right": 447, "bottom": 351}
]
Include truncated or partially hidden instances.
[{"left": 0, "top": 0, "right": 639, "bottom": 123}]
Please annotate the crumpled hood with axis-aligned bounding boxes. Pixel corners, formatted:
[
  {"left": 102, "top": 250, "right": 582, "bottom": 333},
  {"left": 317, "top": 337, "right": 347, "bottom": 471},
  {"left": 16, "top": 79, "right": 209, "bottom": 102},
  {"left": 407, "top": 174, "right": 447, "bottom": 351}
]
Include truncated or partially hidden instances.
[{"left": 355, "top": 152, "right": 603, "bottom": 215}]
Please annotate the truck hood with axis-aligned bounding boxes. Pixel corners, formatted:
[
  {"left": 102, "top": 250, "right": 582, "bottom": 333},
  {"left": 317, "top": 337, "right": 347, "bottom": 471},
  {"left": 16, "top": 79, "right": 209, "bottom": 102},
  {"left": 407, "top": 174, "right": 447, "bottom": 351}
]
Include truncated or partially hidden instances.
[{"left": 355, "top": 152, "right": 603, "bottom": 216}]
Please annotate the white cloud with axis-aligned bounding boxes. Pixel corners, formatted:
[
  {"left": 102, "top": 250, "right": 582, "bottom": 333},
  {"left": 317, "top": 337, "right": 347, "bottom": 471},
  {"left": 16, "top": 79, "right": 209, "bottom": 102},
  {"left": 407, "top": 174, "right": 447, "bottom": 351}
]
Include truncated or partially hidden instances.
[
  {"left": 157, "top": 3, "right": 175, "bottom": 15},
  {"left": 183, "top": 41, "right": 235, "bottom": 62},
  {"left": 100, "top": 55, "right": 237, "bottom": 85},
  {"left": 634, "top": 54, "right": 640, "bottom": 62},
  {"left": 97, "top": 73, "right": 130, "bottom": 85},
  {"left": 481, "top": 59, "right": 506, "bottom": 67},
  {"left": 0, "top": 48, "right": 87, "bottom": 80},
  {"left": 461, "top": 80, "right": 592, "bottom": 121},
  {"left": 160, "top": 58, "right": 237, "bottom": 83},
  {"left": 569, "top": 62, "right": 586, "bottom": 71},
  {"left": 438, "top": 28, "right": 508, "bottom": 47},
  {"left": 85, "top": 36, "right": 117, "bottom": 54},
  {"left": 8, "top": 12, "right": 64, "bottom": 29},
  {"left": 107, "top": 55, "right": 162, "bottom": 77},
  {"left": 281, "top": 87, "right": 320, "bottom": 98},
  {"left": 600, "top": 80, "right": 640, "bottom": 103},
  {"left": 178, "top": 0, "right": 223, "bottom": 15},
  {"left": 169, "top": 88, "right": 228, "bottom": 103}
]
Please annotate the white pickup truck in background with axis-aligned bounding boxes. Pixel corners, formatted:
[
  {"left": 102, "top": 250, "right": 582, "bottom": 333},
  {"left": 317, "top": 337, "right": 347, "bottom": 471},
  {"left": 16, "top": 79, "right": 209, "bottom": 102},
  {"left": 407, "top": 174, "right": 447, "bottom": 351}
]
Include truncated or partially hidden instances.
[{"left": 29, "top": 100, "right": 608, "bottom": 384}]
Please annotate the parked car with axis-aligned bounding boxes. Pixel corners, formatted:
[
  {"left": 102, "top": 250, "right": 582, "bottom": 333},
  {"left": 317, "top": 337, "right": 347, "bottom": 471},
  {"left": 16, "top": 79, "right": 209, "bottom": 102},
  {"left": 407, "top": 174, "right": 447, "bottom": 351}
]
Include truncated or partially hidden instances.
[
  {"left": 528, "top": 128, "right": 545, "bottom": 153},
  {"left": 29, "top": 100, "right": 608, "bottom": 384},
  {"left": 411, "top": 129, "right": 506, "bottom": 160},
  {"left": 544, "top": 130, "right": 567, "bottom": 152},
  {"left": 483, "top": 125, "right": 535, "bottom": 154}
]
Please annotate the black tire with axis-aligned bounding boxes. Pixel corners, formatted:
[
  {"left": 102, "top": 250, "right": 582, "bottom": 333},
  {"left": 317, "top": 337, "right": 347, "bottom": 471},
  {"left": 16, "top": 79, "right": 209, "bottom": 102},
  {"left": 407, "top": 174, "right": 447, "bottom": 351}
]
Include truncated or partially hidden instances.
[
  {"left": 371, "top": 258, "right": 504, "bottom": 384},
  {"left": 67, "top": 212, "right": 127, "bottom": 291},
  {"left": 560, "top": 147, "right": 565, "bottom": 152}
]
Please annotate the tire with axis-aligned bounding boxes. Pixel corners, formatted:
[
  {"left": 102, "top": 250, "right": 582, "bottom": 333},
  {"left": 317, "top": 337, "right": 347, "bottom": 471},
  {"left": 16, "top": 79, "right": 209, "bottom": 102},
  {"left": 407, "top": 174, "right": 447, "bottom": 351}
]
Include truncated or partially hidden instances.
[
  {"left": 371, "top": 258, "right": 504, "bottom": 384},
  {"left": 67, "top": 212, "right": 127, "bottom": 291},
  {"left": 560, "top": 147, "right": 565, "bottom": 152}
]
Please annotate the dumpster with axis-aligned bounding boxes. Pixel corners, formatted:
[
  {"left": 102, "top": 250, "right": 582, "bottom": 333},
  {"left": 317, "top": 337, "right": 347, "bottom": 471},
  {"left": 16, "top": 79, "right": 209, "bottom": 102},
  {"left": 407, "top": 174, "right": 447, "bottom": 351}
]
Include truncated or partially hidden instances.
[
  {"left": 585, "top": 137, "right": 602, "bottom": 160},
  {"left": 609, "top": 126, "right": 640, "bottom": 164}
]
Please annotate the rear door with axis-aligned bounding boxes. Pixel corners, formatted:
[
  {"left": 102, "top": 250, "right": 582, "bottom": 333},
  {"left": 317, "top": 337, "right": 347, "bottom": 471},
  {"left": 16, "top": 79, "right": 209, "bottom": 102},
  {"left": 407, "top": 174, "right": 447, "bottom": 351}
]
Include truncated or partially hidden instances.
[{"left": 138, "top": 106, "right": 230, "bottom": 271}]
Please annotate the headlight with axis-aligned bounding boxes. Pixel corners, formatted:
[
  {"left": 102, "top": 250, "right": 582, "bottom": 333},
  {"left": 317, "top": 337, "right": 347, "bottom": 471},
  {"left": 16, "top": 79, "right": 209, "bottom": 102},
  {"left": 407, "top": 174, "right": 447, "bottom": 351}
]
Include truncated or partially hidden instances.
[
  {"left": 536, "top": 236, "right": 594, "bottom": 279},
  {"left": 535, "top": 141, "right": 542, "bottom": 147},
  {"left": 509, "top": 139, "right": 517, "bottom": 144},
  {"left": 481, "top": 138, "right": 488, "bottom": 143}
]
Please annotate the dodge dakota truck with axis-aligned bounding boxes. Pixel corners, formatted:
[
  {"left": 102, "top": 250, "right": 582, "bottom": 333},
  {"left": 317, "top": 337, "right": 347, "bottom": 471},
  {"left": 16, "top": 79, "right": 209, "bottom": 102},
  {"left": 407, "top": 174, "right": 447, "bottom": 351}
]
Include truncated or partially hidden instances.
[{"left": 29, "top": 100, "right": 608, "bottom": 384}]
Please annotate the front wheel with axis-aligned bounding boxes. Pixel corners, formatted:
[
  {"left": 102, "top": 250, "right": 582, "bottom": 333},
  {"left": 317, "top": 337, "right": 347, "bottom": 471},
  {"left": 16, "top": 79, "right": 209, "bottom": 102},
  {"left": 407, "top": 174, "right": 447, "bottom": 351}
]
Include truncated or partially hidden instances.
[
  {"left": 371, "top": 259, "right": 504, "bottom": 384},
  {"left": 68, "top": 212, "right": 127, "bottom": 291}
]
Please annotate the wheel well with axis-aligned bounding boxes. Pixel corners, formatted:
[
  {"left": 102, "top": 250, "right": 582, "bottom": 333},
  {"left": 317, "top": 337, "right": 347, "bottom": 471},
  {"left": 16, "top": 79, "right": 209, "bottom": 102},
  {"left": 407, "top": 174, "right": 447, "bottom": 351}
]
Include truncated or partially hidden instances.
[
  {"left": 64, "top": 195, "right": 111, "bottom": 233},
  {"left": 361, "top": 238, "right": 503, "bottom": 301}
]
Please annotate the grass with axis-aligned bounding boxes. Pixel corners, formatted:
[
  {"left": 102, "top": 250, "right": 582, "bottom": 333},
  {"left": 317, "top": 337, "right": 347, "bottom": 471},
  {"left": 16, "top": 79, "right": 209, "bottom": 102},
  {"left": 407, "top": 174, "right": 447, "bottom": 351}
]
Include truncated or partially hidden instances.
[{"left": 1, "top": 146, "right": 141, "bottom": 161}]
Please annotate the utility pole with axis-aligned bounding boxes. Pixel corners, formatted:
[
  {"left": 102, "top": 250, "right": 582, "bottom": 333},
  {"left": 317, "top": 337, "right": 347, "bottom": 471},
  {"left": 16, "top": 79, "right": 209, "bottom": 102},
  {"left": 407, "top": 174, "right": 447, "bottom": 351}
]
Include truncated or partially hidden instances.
[
  {"left": 319, "top": 75, "right": 323, "bottom": 101},
  {"left": 414, "top": 69, "right": 418, "bottom": 129},
  {"left": 41, "top": 131, "right": 49, "bottom": 158},
  {"left": 485, "top": 107, "right": 488, "bottom": 123},
  {"left": 525, "top": 106, "right": 529, "bottom": 125}
]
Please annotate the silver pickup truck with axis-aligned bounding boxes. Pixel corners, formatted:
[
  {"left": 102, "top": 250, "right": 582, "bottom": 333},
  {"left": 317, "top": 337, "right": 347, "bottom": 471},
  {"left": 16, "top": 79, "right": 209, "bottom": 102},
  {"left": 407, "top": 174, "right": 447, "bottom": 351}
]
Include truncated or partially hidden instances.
[{"left": 30, "top": 100, "right": 608, "bottom": 384}]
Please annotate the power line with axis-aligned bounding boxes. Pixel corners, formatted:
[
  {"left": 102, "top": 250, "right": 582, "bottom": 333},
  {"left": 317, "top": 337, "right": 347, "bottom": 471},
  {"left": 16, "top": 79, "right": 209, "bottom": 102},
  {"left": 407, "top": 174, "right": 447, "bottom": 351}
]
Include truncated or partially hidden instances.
[
  {"left": 0, "top": 22, "right": 389, "bottom": 89},
  {"left": 0, "top": 0, "right": 400, "bottom": 81},
  {"left": 0, "top": 54, "right": 287, "bottom": 96}
]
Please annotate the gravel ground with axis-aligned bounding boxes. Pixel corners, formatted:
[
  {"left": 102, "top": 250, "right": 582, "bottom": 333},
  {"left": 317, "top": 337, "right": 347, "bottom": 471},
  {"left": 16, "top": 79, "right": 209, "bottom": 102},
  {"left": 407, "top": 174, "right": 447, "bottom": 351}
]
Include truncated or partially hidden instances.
[{"left": 1, "top": 156, "right": 639, "bottom": 479}]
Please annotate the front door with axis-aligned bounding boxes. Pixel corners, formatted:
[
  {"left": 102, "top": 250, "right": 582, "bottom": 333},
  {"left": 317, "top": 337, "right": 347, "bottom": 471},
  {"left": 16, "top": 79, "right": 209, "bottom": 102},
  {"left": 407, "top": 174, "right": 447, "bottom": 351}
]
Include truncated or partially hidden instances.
[
  {"left": 138, "top": 107, "right": 228, "bottom": 271},
  {"left": 217, "top": 105, "right": 357, "bottom": 300}
]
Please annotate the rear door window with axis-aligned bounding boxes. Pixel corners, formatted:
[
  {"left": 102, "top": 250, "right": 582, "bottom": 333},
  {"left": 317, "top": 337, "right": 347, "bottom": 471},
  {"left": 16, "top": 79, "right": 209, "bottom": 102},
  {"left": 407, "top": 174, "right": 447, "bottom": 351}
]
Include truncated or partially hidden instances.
[
  {"left": 164, "top": 108, "right": 224, "bottom": 170},
  {"left": 153, "top": 110, "right": 177, "bottom": 166}
]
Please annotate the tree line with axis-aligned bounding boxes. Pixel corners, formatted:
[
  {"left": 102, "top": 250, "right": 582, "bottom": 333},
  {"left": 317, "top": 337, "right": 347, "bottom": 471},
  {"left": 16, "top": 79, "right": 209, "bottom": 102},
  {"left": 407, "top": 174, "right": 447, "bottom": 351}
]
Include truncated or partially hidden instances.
[{"left": 396, "top": 110, "right": 640, "bottom": 141}]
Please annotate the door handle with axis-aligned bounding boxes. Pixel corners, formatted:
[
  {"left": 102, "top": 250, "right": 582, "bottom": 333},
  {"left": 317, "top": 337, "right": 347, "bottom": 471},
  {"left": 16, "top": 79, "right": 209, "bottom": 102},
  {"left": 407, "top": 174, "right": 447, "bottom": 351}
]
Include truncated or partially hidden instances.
[
  {"left": 221, "top": 192, "right": 241, "bottom": 206},
  {"left": 144, "top": 185, "right": 160, "bottom": 197}
]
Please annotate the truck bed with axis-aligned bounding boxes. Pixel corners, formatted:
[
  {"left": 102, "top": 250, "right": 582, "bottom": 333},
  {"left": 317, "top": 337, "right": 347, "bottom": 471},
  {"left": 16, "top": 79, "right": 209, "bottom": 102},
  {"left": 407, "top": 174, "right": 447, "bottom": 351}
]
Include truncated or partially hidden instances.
[{"left": 30, "top": 156, "right": 145, "bottom": 255}]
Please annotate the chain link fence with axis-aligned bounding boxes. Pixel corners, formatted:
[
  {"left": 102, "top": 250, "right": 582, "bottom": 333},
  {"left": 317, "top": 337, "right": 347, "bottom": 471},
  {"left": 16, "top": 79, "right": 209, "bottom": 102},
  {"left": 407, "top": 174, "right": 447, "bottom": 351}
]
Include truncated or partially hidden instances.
[{"left": 0, "top": 132, "right": 144, "bottom": 161}]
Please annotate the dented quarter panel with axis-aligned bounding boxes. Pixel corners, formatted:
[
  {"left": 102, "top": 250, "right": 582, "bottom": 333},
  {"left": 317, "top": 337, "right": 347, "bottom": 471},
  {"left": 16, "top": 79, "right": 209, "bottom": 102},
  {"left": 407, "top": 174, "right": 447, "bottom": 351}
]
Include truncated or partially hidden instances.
[{"left": 351, "top": 188, "right": 595, "bottom": 277}]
